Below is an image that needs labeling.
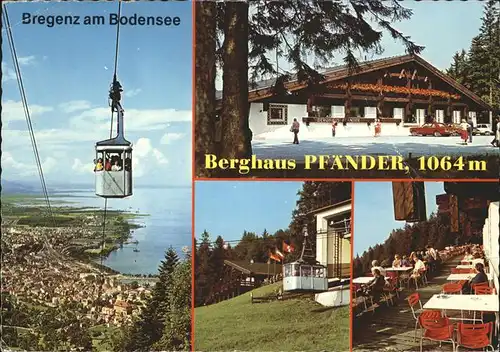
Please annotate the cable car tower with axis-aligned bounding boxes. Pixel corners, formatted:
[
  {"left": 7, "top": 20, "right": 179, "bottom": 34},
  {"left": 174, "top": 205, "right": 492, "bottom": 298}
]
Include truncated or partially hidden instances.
[
  {"left": 95, "top": 78, "right": 133, "bottom": 198},
  {"left": 283, "top": 225, "right": 328, "bottom": 292}
]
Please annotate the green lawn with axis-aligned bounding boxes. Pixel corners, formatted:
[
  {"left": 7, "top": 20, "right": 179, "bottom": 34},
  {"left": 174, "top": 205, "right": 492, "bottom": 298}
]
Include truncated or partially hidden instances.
[{"left": 195, "top": 283, "right": 350, "bottom": 352}]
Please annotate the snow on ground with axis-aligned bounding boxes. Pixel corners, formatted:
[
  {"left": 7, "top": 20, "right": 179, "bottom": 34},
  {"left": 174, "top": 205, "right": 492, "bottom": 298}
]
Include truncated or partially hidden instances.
[{"left": 253, "top": 135, "right": 499, "bottom": 160}]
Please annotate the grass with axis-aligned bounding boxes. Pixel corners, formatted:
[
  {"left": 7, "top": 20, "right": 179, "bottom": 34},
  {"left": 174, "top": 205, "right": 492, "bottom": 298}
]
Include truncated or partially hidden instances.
[{"left": 195, "top": 283, "right": 350, "bottom": 352}]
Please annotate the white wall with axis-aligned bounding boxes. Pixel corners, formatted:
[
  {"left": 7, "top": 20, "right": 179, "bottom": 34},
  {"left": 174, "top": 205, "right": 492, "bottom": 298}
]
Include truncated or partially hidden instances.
[
  {"left": 249, "top": 103, "right": 307, "bottom": 136},
  {"left": 482, "top": 201, "right": 499, "bottom": 292},
  {"left": 315, "top": 203, "right": 351, "bottom": 274}
]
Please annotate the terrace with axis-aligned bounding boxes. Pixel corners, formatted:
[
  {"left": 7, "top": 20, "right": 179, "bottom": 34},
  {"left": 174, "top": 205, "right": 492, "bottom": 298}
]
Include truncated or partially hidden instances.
[{"left": 353, "top": 200, "right": 499, "bottom": 351}]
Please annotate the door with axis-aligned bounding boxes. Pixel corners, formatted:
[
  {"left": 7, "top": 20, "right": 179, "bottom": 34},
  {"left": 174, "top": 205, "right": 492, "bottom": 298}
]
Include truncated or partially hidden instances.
[
  {"left": 416, "top": 109, "right": 426, "bottom": 125},
  {"left": 436, "top": 109, "right": 444, "bottom": 123}
]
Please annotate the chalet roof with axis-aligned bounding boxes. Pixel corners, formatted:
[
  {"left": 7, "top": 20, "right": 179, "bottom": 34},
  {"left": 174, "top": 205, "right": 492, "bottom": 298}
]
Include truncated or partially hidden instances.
[
  {"left": 216, "top": 54, "right": 492, "bottom": 110},
  {"left": 224, "top": 259, "right": 282, "bottom": 276},
  {"left": 307, "top": 199, "right": 352, "bottom": 216}
]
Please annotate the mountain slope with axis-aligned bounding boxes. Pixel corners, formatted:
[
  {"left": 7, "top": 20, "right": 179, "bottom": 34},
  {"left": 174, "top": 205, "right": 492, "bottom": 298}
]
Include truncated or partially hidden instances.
[{"left": 194, "top": 283, "right": 349, "bottom": 351}]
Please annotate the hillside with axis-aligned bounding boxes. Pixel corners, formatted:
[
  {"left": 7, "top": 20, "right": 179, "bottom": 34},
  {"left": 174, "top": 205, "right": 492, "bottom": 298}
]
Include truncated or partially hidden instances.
[{"left": 194, "top": 283, "right": 350, "bottom": 351}]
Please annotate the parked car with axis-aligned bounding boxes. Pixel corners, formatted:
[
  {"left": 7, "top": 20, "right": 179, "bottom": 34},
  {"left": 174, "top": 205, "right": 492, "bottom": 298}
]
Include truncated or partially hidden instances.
[
  {"left": 409, "top": 123, "right": 453, "bottom": 137},
  {"left": 475, "top": 124, "right": 494, "bottom": 135},
  {"left": 446, "top": 123, "right": 464, "bottom": 136}
]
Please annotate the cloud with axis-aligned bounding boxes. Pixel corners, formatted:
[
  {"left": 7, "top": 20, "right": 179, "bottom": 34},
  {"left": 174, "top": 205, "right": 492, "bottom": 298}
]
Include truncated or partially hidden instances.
[
  {"left": 72, "top": 158, "right": 95, "bottom": 174},
  {"left": 1, "top": 151, "right": 57, "bottom": 177},
  {"left": 129, "top": 138, "right": 169, "bottom": 177},
  {"left": 1, "top": 100, "right": 54, "bottom": 126},
  {"left": 1, "top": 63, "right": 17, "bottom": 82},
  {"left": 2, "top": 56, "right": 37, "bottom": 83},
  {"left": 70, "top": 107, "right": 191, "bottom": 132},
  {"left": 17, "top": 56, "right": 37, "bottom": 66},
  {"left": 125, "top": 88, "right": 142, "bottom": 98},
  {"left": 59, "top": 100, "right": 92, "bottom": 113},
  {"left": 160, "top": 132, "right": 185, "bottom": 145}
]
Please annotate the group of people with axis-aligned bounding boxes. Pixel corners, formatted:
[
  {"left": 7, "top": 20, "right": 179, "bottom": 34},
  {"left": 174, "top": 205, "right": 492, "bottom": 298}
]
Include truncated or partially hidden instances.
[
  {"left": 356, "top": 246, "right": 440, "bottom": 303},
  {"left": 356, "top": 244, "right": 490, "bottom": 304},
  {"left": 94, "top": 154, "right": 131, "bottom": 172}
]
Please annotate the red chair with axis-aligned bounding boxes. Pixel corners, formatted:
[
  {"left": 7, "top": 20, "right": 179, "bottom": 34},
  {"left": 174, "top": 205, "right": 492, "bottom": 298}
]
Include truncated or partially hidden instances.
[
  {"left": 456, "top": 322, "right": 495, "bottom": 351},
  {"left": 442, "top": 283, "right": 462, "bottom": 294},
  {"left": 475, "top": 286, "right": 495, "bottom": 295},
  {"left": 418, "top": 315, "right": 455, "bottom": 352},
  {"left": 471, "top": 281, "right": 489, "bottom": 291},
  {"left": 407, "top": 293, "right": 440, "bottom": 342}
]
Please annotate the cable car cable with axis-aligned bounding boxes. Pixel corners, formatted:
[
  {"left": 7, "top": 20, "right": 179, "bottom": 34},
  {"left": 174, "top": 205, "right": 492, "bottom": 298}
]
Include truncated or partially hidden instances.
[
  {"left": 100, "top": 0, "right": 123, "bottom": 267},
  {"left": 3, "top": 5, "right": 62, "bottom": 262}
]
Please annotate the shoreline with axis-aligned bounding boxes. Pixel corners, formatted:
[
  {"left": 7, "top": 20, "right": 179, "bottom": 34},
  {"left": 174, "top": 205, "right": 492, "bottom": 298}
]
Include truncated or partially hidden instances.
[{"left": 2, "top": 193, "right": 156, "bottom": 278}]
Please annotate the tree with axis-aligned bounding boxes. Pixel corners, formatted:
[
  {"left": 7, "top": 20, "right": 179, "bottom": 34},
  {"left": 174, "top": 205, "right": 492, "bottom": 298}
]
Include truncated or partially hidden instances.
[
  {"left": 195, "top": 1, "right": 424, "bottom": 173},
  {"left": 195, "top": 0, "right": 217, "bottom": 177},
  {"left": 154, "top": 255, "right": 192, "bottom": 351},
  {"left": 447, "top": 1, "right": 500, "bottom": 112},
  {"left": 123, "top": 247, "right": 180, "bottom": 351}
]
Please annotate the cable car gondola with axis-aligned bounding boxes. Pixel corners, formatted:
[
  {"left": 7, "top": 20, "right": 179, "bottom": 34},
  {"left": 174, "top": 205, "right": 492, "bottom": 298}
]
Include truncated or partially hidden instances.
[
  {"left": 95, "top": 79, "right": 133, "bottom": 198},
  {"left": 283, "top": 225, "right": 328, "bottom": 292}
]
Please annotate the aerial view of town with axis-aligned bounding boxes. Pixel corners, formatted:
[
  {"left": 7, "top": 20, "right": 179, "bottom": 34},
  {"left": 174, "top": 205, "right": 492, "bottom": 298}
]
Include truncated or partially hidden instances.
[{"left": 1, "top": 189, "right": 191, "bottom": 351}]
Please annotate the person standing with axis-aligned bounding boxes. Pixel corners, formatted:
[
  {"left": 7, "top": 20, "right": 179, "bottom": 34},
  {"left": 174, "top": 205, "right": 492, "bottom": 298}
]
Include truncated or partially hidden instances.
[
  {"left": 467, "top": 116, "right": 474, "bottom": 143},
  {"left": 291, "top": 118, "right": 300, "bottom": 144},
  {"left": 492, "top": 117, "right": 499, "bottom": 147},
  {"left": 332, "top": 119, "right": 337, "bottom": 137},
  {"left": 460, "top": 119, "right": 469, "bottom": 145}
]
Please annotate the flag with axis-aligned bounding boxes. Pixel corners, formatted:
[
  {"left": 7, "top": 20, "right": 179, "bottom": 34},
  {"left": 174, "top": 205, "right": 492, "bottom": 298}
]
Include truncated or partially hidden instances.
[
  {"left": 283, "top": 241, "right": 295, "bottom": 253},
  {"left": 269, "top": 252, "right": 281, "bottom": 262},
  {"left": 275, "top": 248, "right": 284, "bottom": 259}
]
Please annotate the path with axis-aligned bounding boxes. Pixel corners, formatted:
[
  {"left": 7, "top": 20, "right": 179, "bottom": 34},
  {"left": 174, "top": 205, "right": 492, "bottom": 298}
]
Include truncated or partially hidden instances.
[{"left": 353, "top": 257, "right": 461, "bottom": 352}]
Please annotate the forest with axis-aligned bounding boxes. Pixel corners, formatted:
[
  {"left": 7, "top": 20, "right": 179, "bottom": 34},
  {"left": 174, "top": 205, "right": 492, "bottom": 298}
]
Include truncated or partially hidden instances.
[
  {"left": 447, "top": 0, "right": 500, "bottom": 113},
  {"left": 194, "top": 181, "right": 351, "bottom": 307}
]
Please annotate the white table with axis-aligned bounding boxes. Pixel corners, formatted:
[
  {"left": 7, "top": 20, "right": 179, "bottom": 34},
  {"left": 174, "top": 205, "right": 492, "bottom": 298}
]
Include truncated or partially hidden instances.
[
  {"left": 353, "top": 277, "right": 374, "bottom": 284},
  {"left": 447, "top": 273, "right": 493, "bottom": 281},
  {"left": 423, "top": 294, "right": 499, "bottom": 333},
  {"left": 424, "top": 294, "right": 499, "bottom": 313},
  {"left": 456, "top": 264, "right": 474, "bottom": 269},
  {"left": 386, "top": 267, "right": 413, "bottom": 272}
]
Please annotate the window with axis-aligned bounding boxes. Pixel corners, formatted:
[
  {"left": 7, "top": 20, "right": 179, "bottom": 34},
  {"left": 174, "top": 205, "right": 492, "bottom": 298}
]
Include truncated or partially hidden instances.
[
  {"left": 310, "top": 105, "right": 332, "bottom": 117},
  {"left": 364, "top": 107, "right": 377, "bottom": 119},
  {"left": 267, "top": 104, "right": 288, "bottom": 125},
  {"left": 332, "top": 105, "right": 345, "bottom": 118}
]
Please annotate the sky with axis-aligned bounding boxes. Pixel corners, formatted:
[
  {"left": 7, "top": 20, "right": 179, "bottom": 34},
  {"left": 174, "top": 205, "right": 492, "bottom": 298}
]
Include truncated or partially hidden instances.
[
  {"left": 195, "top": 181, "right": 303, "bottom": 242},
  {"left": 2, "top": 1, "right": 192, "bottom": 186},
  {"left": 216, "top": 1, "right": 486, "bottom": 89},
  {"left": 353, "top": 182, "right": 445, "bottom": 257}
]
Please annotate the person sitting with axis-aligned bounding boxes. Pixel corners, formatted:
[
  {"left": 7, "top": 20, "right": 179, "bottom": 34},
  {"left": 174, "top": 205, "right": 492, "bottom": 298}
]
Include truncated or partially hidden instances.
[
  {"left": 124, "top": 157, "right": 131, "bottom": 171},
  {"left": 410, "top": 252, "right": 425, "bottom": 282},
  {"left": 371, "top": 260, "right": 386, "bottom": 277},
  {"left": 111, "top": 160, "right": 122, "bottom": 171},
  {"left": 463, "top": 248, "right": 474, "bottom": 261},
  {"left": 401, "top": 255, "right": 411, "bottom": 267},
  {"left": 94, "top": 158, "right": 103, "bottom": 171},
  {"left": 357, "top": 269, "right": 386, "bottom": 304},
  {"left": 104, "top": 158, "right": 112, "bottom": 171},
  {"left": 462, "top": 263, "right": 489, "bottom": 294},
  {"left": 392, "top": 255, "right": 402, "bottom": 268}
]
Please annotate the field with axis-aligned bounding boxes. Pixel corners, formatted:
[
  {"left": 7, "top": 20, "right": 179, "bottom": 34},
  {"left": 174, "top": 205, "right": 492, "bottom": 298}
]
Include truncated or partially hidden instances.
[{"left": 194, "top": 283, "right": 350, "bottom": 351}]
